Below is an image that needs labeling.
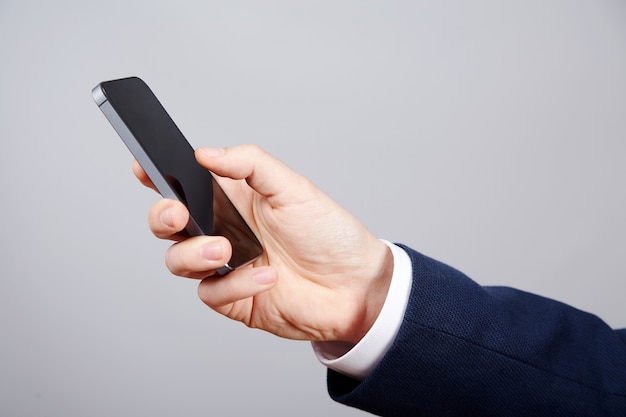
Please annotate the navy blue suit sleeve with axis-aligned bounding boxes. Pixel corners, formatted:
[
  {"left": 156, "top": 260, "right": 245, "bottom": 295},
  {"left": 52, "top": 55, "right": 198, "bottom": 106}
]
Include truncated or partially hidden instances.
[{"left": 328, "top": 245, "right": 626, "bottom": 416}]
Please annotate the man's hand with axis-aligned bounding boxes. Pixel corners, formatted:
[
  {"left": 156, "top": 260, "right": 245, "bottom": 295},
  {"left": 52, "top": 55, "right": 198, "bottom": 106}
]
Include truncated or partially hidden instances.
[{"left": 135, "top": 145, "right": 393, "bottom": 344}]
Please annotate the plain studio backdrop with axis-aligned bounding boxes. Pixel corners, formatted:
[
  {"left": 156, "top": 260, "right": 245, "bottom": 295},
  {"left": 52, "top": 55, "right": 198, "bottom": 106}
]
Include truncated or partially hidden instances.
[{"left": 1, "top": 1, "right": 625, "bottom": 416}]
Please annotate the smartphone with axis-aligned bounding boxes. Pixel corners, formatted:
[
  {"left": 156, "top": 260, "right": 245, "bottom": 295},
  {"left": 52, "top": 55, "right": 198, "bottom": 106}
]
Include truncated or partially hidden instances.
[{"left": 92, "top": 76, "right": 263, "bottom": 275}]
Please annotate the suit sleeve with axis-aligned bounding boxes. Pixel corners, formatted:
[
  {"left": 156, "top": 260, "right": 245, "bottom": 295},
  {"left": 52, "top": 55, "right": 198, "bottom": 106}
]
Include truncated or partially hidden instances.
[{"left": 328, "top": 245, "right": 626, "bottom": 416}]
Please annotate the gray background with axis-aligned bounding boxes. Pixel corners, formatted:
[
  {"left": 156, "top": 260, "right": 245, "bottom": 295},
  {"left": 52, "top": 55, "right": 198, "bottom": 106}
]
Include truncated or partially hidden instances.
[{"left": 1, "top": 1, "right": 625, "bottom": 416}]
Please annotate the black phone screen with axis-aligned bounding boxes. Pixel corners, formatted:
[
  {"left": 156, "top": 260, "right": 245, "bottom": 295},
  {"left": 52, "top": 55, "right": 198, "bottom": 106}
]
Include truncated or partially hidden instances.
[{"left": 95, "top": 77, "right": 262, "bottom": 272}]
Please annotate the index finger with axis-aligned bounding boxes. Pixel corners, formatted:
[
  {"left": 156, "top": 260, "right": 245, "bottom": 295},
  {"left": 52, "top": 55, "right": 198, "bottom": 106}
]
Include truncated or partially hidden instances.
[{"left": 132, "top": 159, "right": 157, "bottom": 192}]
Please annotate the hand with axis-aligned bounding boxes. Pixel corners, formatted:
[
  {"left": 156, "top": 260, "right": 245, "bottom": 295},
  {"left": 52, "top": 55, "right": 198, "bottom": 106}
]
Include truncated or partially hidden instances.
[{"left": 135, "top": 145, "right": 393, "bottom": 344}]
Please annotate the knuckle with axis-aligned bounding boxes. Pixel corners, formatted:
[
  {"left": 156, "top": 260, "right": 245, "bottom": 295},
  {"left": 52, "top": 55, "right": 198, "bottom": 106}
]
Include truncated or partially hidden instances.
[
  {"left": 241, "top": 143, "right": 266, "bottom": 158},
  {"left": 164, "top": 243, "right": 187, "bottom": 275}
]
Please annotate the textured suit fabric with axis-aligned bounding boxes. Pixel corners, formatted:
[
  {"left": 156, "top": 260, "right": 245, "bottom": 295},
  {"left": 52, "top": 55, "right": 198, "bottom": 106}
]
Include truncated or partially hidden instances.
[{"left": 328, "top": 245, "right": 626, "bottom": 416}]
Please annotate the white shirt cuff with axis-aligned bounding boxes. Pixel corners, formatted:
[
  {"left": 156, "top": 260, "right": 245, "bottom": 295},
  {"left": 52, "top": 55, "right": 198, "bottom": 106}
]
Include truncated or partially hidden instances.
[{"left": 311, "top": 240, "right": 413, "bottom": 380}]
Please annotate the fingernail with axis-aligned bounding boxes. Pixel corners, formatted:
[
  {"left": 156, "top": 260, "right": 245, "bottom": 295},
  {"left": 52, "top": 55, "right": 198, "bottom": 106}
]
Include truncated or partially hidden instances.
[
  {"left": 202, "top": 241, "right": 222, "bottom": 261},
  {"left": 199, "top": 147, "right": 226, "bottom": 157},
  {"left": 160, "top": 208, "right": 175, "bottom": 228},
  {"left": 253, "top": 269, "right": 276, "bottom": 286}
]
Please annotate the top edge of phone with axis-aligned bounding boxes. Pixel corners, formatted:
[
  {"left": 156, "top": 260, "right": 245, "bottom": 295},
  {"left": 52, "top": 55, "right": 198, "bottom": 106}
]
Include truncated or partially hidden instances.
[{"left": 91, "top": 84, "right": 107, "bottom": 106}]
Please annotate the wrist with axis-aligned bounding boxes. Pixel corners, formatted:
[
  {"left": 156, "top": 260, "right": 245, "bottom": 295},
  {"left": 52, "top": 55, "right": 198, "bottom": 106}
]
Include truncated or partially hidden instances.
[
  {"left": 344, "top": 240, "right": 394, "bottom": 345},
  {"left": 313, "top": 241, "right": 413, "bottom": 380}
]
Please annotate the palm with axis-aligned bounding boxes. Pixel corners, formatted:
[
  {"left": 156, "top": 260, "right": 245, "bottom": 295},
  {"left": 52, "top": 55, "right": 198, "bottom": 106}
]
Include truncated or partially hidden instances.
[
  {"left": 140, "top": 146, "right": 391, "bottom": 344},
  {"left": 213, "top": 173, "right": 383, "bottom": 342}
]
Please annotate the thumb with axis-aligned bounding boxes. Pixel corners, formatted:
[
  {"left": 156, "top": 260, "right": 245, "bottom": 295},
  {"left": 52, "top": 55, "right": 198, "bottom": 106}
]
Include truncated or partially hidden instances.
[{"left": 195, "top": 145, "right": 315, "bottom": 205}]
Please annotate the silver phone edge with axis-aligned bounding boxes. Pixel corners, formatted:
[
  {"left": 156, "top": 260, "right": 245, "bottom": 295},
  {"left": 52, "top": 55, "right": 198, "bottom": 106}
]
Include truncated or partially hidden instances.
[{"left": 91, "top": 84, "right": 204, "bottom": 237}]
